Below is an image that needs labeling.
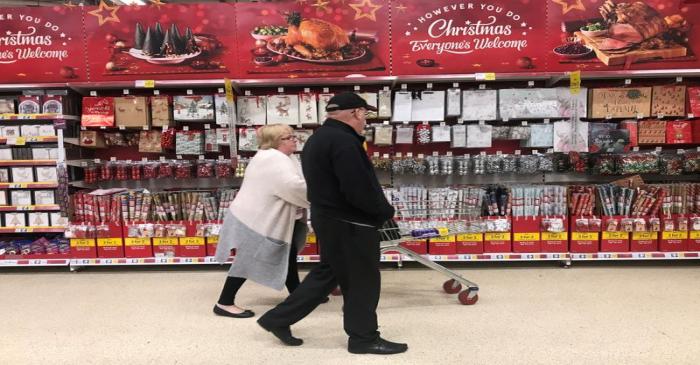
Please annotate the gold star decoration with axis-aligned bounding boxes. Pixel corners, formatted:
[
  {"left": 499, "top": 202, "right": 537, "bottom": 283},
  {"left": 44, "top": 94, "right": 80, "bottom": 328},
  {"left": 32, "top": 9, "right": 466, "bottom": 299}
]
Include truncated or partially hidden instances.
[
  {"left": 394, "top": 3, "right": 407, "bottom": 13},
  {"left": 551, "top": 0, "right": 586, "bottom": 14},
  {"left": 295, "top": 0, "right": 308, "bottom": 4},
  {"left": 312, "top": 0, "right": 330, "bottom": 12},
  {"left": 64, "top": 1, "right": 77, "bottom": 9},
  {"left": 349, "top": 0, "right": 382, "bottom": 21},
  {"left": 149, "top": 0, "right": 165, "bottom": 10},
  {"left": 88, "top": 0, "right": 120, "bottom": 26}
]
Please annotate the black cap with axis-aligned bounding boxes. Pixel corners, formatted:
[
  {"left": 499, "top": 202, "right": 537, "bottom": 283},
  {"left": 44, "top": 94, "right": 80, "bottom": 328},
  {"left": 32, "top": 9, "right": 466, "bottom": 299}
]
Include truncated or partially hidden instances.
[{"left": 325, "top": 92, "right": 377, "bottom": 112}]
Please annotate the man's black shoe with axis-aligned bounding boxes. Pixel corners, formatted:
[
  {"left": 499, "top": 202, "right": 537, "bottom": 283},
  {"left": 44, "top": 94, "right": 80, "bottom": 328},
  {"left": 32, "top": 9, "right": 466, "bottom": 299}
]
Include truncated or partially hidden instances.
[
  {"left": 257, "top": 319, "right": 303, "bottom": 346},
  {"left": 348, "top": 338, "right": 408, "bottom": 355}
]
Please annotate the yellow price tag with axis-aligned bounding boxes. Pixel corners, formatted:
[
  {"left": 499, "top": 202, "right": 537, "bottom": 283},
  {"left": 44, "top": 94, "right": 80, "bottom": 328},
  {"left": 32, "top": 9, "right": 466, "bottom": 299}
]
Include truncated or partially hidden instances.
[
  {"left": 662, "top": 231, "right": 688, "bottom": 240},
  {"left": 125, "top": 237, "right": 151, "bottom": 246},
  {"left": 430, "top": 235, "right": 455, "bottom": 243},
  {"left": 207, "top": 236, "right": 219, "bottom": 244},
  {"left": 306, "top": 234, "right": 317, "bottom": 244},
  {"left": 180, "top": 237, "right": 205, "bottom": 246},
  {"left": 632, "top": 232, "right": 656, "bottom": 240},
  {"left": 542, "top": 232, "right": 567, "bottom": 241},
  {"left": 603, "top": 231, "right": 629, "bottom": 240},
  {"left": 690, "top": 231, "right": 700, "bottom": 240},
  {"left": 484, "top": 72, "right": 496, "bottom": 81},
  {"left": 514, "top": 232, "right": 540, "bottom": 241},
  {"left": 457, "top": 233, "right": 483, "bottom": 242},
  {"left": 570, "top": 70, "right": 581, "bottom": 95},
  {"left": 11, "top": 136, "right": 26, "bottom": 146},
  {"left": 70, "top": 238, "right": 95, "bottom": 247},
  {"left": 224, "top": 78, "right": 234, "bottom": 103},
  {"left": 153, "top": 237, "right": 178, "bottom": 246},
  {"left": 144, "top": 80, "right": 155, "bottom": 88},
  {"left": 572, "top": 232, "right": 599, "bottom": 241},
  {"left": 97, "top": 238, "right": 122, "bottom": 247},
  {"left": 485, "top": 232, "right": 510, "bottom": 241}
]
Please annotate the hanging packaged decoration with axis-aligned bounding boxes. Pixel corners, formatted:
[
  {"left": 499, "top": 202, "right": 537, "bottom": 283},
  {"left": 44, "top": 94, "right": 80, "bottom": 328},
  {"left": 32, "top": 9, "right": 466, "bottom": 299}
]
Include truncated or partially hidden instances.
[
  {"left": 451, "top": 124, "right": 467, "bottom": 148},
  {"left": 666, "top": 120, "right": 692, "bottom": 144},
  {"left": 431, "top": 124, "right": 451, "bottom": 143},
  {"left": 638, "top": 120, "right": 666, "bottom": 144},
  {"left": 466, "top": 124, "right": 493, "bottom": 148},
  {"left": 410, "top": 90, "right": 445, "bottom": 122},
  {"left": 415, "top": 123, "right": 431, "bottom": 144},
  {"left": 523, "top": 124, "right": 554, "bottom": 148},
  {"left": 651, "top": 85, "right": 686, "bottom": 117},
  {"left": 357, "top": 92, "right": 378, "bottom": 119},
  {"left": 238, "top": 128, "right": 259, "bottom": 151},
  {"left": 175, "top": 130, "right": 205, "bottom": 155},
  {"left": 378, "top": 90, "right": 392, "bottom": 118},
  {"left": 267, "top": 94, "right": 300, "bottom": 125},
  {"left": 374, "top": 125, "right": 394, "bottom": 146},
  {"left": 395, "top": 125, "right": 414, "bottom": 144},
  {"left": 688, "top": 87, "right": 700, "bottom": 116},
  {"left": 138, "top": 130, "right": 163, "bottom": 153},
  {"left": 237, "top": 95, "right": 267, "bottom": 126},
  {"left": 392, "top": 91, "right": 413, "bottom": 122},
  {"left": 462, "top": 90, "right": 498, "bottom": 121},
  {"left": 82, "top": 97, "right": 115, "bottom": 127},
  {"left": 151, "top": 96, "right": 172, "bottom": 127},
  {"left": 293, "top": 130, "right": 313, "bottom": 152},
  {"left": 317, "top": 93, "right": 334, "bottom": 123},
  {"left": 18, "top": 96, "right": 41, "bottom": 114},
  {"left": 0, "top": 97, "right": 15, "bottom": 114},
  {"left": 299, "top": 93, "right": 318, "bottom": 125},
  {"left": 216, "top": 128, "right": 231, "bottom": 145},
  {"left": 446, "top": 88, "right": 461, "bottom": 117},
  {"left": 204, "top": 129, "right": 219, "bottom": 152},
  {"left": 508, "top": 126, "right": 531, "bottom": 140},
  {"left": 589, "top": 123, "right": 629, "bottom": 153},
  {"left": 215, "top": 94, "right": 235, "bottom": 126},
  {"left": 173, "top": 95, "right": 214, "bottom": 122}
]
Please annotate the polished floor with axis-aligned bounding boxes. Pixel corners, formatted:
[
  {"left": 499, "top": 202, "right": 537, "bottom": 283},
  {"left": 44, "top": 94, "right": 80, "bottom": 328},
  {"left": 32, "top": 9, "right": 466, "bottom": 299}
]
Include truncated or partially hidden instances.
[{"left": 2, "top": 262, "right": 699, "bottom": 365}]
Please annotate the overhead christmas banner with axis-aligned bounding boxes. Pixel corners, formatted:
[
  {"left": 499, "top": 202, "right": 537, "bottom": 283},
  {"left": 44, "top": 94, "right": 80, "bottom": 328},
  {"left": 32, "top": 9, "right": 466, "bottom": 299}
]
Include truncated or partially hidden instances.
[
  {"left": 0, "top": 6, "right": 86, "bottom": 83},
  {"left": 82, "top": 2, "right": 237, "bottom": 81},
  {"left": 234, "top": 0, "right": 391, "bottom": 79},
  {"left": 391, "top": 0, "right": 548, "bottom": 75},
  {"left": 546, "top": 0, "right": 700, "bottom": 72}
]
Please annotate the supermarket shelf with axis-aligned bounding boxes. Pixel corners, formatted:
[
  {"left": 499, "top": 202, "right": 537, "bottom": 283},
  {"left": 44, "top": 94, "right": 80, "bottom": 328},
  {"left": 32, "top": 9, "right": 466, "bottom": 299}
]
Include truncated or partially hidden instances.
[
  {"left": 69, "top": 256, "right": 228, "bottom": 267},
  {"left": 0, "top": 204, "right": 61, "bottom": 212},
  {"left": 0, "top": 136, "right": 58, "bottom": 144},
  {"left": 300, "top": 253, "right": 571, "bottom": 263},
  {"left": 0, "top": 226, "right": 66, "bottom": 233},
  {"left": 70, "top": 177, "right": 243, "bottom": 191},
  {"left": 544, "top": 173, "right": 700, "bottom": 184},
  {"left": 570, "top": 252, "right": 700, "bottom": 261},
  {"left": 0, "top": 182, "right": 59, "bottom": 189},
  {"left": 0, "top": 258, "right": 70, "bottom": 267},
  {"left": 0, "top": 114, "right": 79, "bottom": 121},
  {"left": 0, "top": 160, "right": 57, "bottom": 166}
]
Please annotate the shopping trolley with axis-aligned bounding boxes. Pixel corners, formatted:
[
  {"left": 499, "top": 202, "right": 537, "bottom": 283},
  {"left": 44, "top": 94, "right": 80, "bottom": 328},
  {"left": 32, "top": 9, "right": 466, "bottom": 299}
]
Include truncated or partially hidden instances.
[{"left": 375, "top": 187, "right": 483, "bottom": 305}]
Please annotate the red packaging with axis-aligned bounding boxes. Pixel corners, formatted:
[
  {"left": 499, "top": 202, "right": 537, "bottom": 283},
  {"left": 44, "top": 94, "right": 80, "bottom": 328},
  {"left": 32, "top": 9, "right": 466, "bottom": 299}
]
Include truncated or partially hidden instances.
[
  {"left": 42, "top": 95, "right": 64, "bottom": 114},
  {"left": 512, "top": 217, "right": 541, "bottom": 253},
  {"left": 570, "top": 216, "right": 601, "bottom": 253},
  {"left": 620, "top": 120, "right": 638, "bottom": 147},
  {"left": 179, "top": 221, "right": 206, "bottom": 257},
  {"left": 688, "top": 87, "right": 700, "bottom": 116},
  {"left": 688, "top": 216, "right": 700, "bottom": 251},
  {"left": 666, "top": 120, "right": 693, "bottom": 144},
  {"left": 541, "top": 216, "right": 568, "bottom": 253},
  {"left": 659, "top": 215, "right": 689, "bottom": 252},
  {"left": 123, "top": 223, "right": 154, "bottom": 258},
  {"left": 631, "top": 231, "right": 659, "bottom": 252},
  {"left": 456, "top": 234, "right": 484, "bottom": 254},
  {"left": 385, "top": 240, "right": 429, "bottom": 255},
  {"left": 69, "top": 224, "right": 98, "bottom": 258},
  {"left": 96, "top": 223, "right": 124, "bottom": 258},
  {"left": 18, "top": 96, "right": 42, "bottom": 114},
  {"left": 428, "top": 236, "right": 457, "bottom": 255},
  {"left": 601, "top": 216, "right": 630, "bottom": 252},
  {"left": 82, "top": 97, "right": 115, "bottom": 127}
]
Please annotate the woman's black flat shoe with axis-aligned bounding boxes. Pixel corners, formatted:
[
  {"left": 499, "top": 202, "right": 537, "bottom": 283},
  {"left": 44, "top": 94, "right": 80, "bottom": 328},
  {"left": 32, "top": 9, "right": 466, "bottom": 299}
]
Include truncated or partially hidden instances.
[{"left": 213, "top": 305, "right": 255, "bottom": 318}]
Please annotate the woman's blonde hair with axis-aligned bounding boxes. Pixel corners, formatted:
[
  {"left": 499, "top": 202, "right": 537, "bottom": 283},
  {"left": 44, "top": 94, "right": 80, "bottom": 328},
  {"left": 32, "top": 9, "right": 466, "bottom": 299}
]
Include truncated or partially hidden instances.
[{"left": 257, "top": 124, "right": 294, "bottom": 150}]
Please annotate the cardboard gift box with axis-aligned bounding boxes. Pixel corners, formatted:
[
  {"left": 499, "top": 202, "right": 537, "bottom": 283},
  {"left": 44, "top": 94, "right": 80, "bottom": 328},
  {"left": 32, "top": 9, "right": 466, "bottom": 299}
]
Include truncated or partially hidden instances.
[
  {"left": 18, "top": 96, "right": 41, "bottom": 114},
  {"left": 0, "top": 147, "right": 12, "bottom": 160},
  {"left": 589, "top": 87, "right": 652, "bottom": 119},
  {"left": 96, "top": 223, "right": 125, "bottom": 258},
  {"left": 138, "top": 130, "right": 163, "bottom": 153},
  {"left": 238, "top": 128, "right": 258, "bottom": 151},
  {"left": 512, "top": 217, "right": 542, "bottom": 253},
  {"left": 620, "top": 120, "right": 638, "bottom": 147},
  {"left": 115, "top": 96, "right": 150, "bottom": 128},
  {"left": 214, "top": 95, "right": 235, "bottom": 126},
  {"left": 660, "top": 215, "right": 689, "bottom": 252},
  {"left": 150, "top": 96, "right": 173, "bottom": 127},
  {"left": 34, "top": 190, "right": 56, "bottom": 205},
  {"left": 483, "top": 217, "right": 512, "bottom": 252},
  {"left": 49, "top": 213, "right": 68, "bottom": 227},
  {"left": 123, "top": 223, "right": 154, "bottom": 258},
  {"left": 175, "top": 130, "right": 204, "bottom": 155},
  {"left": 0, "top": 125, "right": 20, "bottom": 137},
  {"left": 0, "top": 97, "right": 16, "bottom": 114},
  {"left": 79, "top": 130, "right": 106, "bottom": 148},
  {"left": 35, "top": 167, "right": 58, "bottom": 182},
  {"left": 82, "top": 97, "right": 115, "bottom": 127},
  {"left": 267, "top": 94, "right": 300, "bottom": 125},
  {"left": 20, "top": 125, "right": 41, "bottom": 137},
  {"left": 499, "top": 88, "right": 587, "bottom": 119},
  {"left": 237, "top": 96, "right": 267, "bottom": 126},
  {"left": 4, "top": 212, "right": 26, "bottom": 227},
  {"left": 299, "top": 93, "right": 318, "bottom": 125},
  {"left": 652, "top": 85, "right": 686, "bottom": 117},
  {"left": 384, "top": 239, "right": 428, "bottom": 255},
  {"left": 638, "top": 120, "right": 666, "bottom": 144},
  {"left": 456, "top": 234, "right": 484, "bottom": 254},
  {"left": 0, "top": 190, "right": 6, "bottom": 205},
  {"left": 38, "top": 125, "right": 56, "bottom": 137},
  {"left": 11, "top": 167, "right": 34, "bottom": 183},
  {"left": 179, "top": 222, "right": 206, "bottom": 257},
  {"left": 173, "top": 95, "right": 214, "bottom": 122},
  {"left": 665, "top": 120, "right": 692, "bottom": 144},
  {"left": 428, "top": 235, "right": 457, "bottom": 255},
  {"left": 0, "top": 168, "right": 8, "bottom": 182},
  {"left": 601, "top": 216, "right": 630, "bottom": 252},
  {"left": 42, "top": 95, "right": 64, "bottom": 114},
  {"left": 540, "top": 216, "right": 569, "bottom": 253},
  {"left": 28, "top": 212, "right": 50, "bottom": 227},
  {"left": 11, "top": 191, "right": 32, "bottom": 206},
  {"left": 688, "top": 216, "right": 700, "bottom": 251}
]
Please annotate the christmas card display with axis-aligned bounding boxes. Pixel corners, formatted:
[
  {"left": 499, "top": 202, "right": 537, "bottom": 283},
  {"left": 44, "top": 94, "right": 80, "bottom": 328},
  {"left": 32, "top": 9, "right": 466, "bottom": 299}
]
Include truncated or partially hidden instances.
[
  {"left": 357, "top": 93, "right": 378, "bottom": 119},
  {"left": 391, "top": 91, "right": 412, "bottom": 122},
  {"left": 38, "top": 125, "right": 56, "bottom": 136},
  {"left": 138, "top": 131, "right": 163, "bottom": 153},
  {"left": 689, "top": 87, "right": 700, "bottom": 116},
  {"left": 175, "top": 130, "right": 205, "bottom": 155},
  {"left": 267, "top": 94, "right": 300, "bottom": 125},
  {"left": 652, "top": 85, "right": 686, "bottom": 117},
  {"left": 214, "top": 95, "right": 235, "bottom": 126},
  {"left": 41, "top": 96, "right": 64, "bottom": 115},
  {"left": 451, "top": 124, "right": 467, "bottom": 148},
  {"left": 411, "top": 91, "right": 445, "bottom": 122},
  {"left": 0, "top": 126, "right": 20, "bottom": 137},
  {"left": 0, "top": 147, "right": 11, "bottom": 160},
  {"left": 466, "top": 124, "right": 493, "bottom": 148},
  {"left": 589, "top": 123, "right": 629, "bottom": 153},
  {"left": 238, "top": 128, "right": 259, "bottom": 151},
  {"left": 378, "top": 90, "right": 392, "bottom": 119},
  {"left": 318, "top": 93, "right": 334, "bottom": 123},
  {"left": 294, "top": 130, "right": 313, "bottom": 152},
  {"left": 151, "top": 96, "right": 173, "bottom": 127},
  {"left": 237, "top": 96, "right": 267, "bottom": 126},
  {"left": 115, "top": 96, "right": 150, "bottom": 127},
  {"left": 18, "top": 96, "right": 41, "bottom": 114},
  {"left": 638, "top": 120, "right": 666, "bottom": 144},
  {"left": 299, "top": 93, "right": 318, "bottom": 125},
  {"left": 82, "top": 97, "right": 115, "bottom": 127},
  {"left": 20, "top": 125, "right": 41, "bottom": 137},
  {"left": 0, "top": 97, "right": 16, "bottom": 114},
  {"left": 0, "top": 191, "right": 5, "bottom": 206},
  {"left": 666, "top": 120, "right": 692, "bottom": 144},
  {"left": 589, "top": 87, "right": 652, "bottom": 119},
  {"left": 174, "top": 95, "right": 214, "bottom": 122}
]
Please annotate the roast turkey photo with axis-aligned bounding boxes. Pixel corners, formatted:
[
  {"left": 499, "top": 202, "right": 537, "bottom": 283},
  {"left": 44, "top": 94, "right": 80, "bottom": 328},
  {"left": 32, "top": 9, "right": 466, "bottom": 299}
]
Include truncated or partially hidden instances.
[{"left": 554, "top": 0, "right": 693, "bottom": 67}]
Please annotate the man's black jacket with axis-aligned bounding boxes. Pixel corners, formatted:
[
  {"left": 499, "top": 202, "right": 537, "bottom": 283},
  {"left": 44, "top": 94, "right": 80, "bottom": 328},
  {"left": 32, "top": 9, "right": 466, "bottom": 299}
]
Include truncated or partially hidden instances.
[{"left": 301, "top": 118, "right": 395, "bottom": 227}]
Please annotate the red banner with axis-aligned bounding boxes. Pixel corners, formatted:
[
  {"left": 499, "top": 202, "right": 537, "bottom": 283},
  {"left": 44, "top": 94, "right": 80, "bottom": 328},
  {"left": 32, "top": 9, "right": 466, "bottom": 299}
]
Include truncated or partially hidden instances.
[
  {"left": 234, "top": 0, "right": 390, "bottom": 79},
  {"left": 0, "top": 6, "right": 87, "bottom": 83},
  {"left": 546, "top": 0, "right": 700, "bottom": 72},
  {"left": 82, "top": 3, "right": 236, "bottom": 81},
  {"left": 391, "top": 0, "right": 548, "bottom": 75}
]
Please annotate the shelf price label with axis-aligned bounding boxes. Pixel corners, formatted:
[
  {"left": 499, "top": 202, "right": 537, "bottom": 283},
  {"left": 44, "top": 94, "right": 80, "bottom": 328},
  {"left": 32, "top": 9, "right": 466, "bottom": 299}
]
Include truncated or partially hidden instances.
[
  {"left": 662, "top": 231, "right": 688, "bottom": 240},
  {"left": 572, "top": 232, "right": 598, "bottom": 241},
  {"left": 125, "top": 237, "right": 151, "bottom": 246},
  {"left": 14, "top": 227, "right": 32, "bottom": 233},
  {"left": 602, "top": 231, "right": 629, "bottom": 240},
  {"left": 569, "top": 70, "right": 581, "bottom": 95},
  {"left": 632, "top": 232, "right": 656, "bottom": 240},
  {"left": 70, "top": 239, "right": 95, "bottom": 247},
  {"left": 207, "top": 236, "right": 219, "bottom": 244},
  {"left": 514, "top": 232, "right": 540, "bottom": 242},
  {"left": 153, "top": 237, "right": 178, "bottom": 246},
  {"left": 541, "top": 232, "right": 567, "bottom": 241},
  {"left": 180, "top": 237, "right": 205, "bottom": 246},
  {"left": 485, "top": 232, "right": 510, "bottom": 241},
  {"left": 689, "top": 231, "right": 700, "bottom": 240},
  {"left": 430, "top": 235, "right": 455, "bottom": 243},
  {"left": 457, "top": 233, "right": 483, "bottom": 242},
  {"left": 97, "top": 238, "right": 122, "bottom": 247}
]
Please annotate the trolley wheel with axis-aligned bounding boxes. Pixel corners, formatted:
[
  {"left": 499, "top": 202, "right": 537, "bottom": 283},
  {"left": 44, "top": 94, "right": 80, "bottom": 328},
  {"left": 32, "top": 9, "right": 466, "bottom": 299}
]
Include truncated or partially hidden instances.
[
  {"left": 331, "top": 287, "right": 342, "bottom": 296},
  {"left": 442, "top": 279, "right": 462, "bottom": 294},
  {"left": 458, "top": 290, "right": 479, "bottom": 305}
]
